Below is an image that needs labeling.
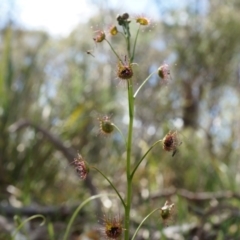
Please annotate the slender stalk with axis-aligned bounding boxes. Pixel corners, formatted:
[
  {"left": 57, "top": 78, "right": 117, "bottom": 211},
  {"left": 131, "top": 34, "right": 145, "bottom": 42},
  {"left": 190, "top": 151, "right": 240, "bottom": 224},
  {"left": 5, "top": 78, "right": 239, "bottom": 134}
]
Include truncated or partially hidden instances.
[
  {"left": 131, "top": 25, "right": 141, "bottom": 62},
  {"left": 119, "top": 30, "right": 128, "bottom": 47},
  {"left": 112, "top": 123, "right": 127, "bottom": 148},
  {"left": 63, "top": 194, "right": 116, "bottom": 240},
  {"left": 131, "top": 208, "right": 161, "bottom": 240},
  {"left": 134, "top": 70, "right": 157, "bottom": 99},
  {"left": 126, "top": 33, "right": 131, "bottom": 59},
  {"left": 47, "top": 222, "right": 55, "bottom": 240},
  {"left": 131, "top": 139, "right": 162, "bottom": 180},
  {"left": 104, "top": 39, "right": 122, "bottom": 63},
  {"left": 92, "top": 166, "right": 126, "bottom": 208},
  {"left": 12, "top": 215, "right": 45, "bottom": 240},
  {"left": 119, "top": 31, "right": 126, "bottom": 39},
  {"left": 122, "top": 25, "right": 127, "bottom": 35},
  {"left": 124, "top": 78, "right": 134, "bottom": 240},
  {"left": 120, "top": 27, "right": 130, "bottom": 54}
]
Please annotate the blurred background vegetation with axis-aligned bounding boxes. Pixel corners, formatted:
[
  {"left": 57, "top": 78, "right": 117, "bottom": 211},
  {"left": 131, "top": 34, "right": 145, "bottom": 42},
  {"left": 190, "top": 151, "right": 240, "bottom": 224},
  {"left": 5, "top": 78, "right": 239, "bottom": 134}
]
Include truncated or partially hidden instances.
[{"left": 0, "top": 0, "right": 240, "bottom": 239}]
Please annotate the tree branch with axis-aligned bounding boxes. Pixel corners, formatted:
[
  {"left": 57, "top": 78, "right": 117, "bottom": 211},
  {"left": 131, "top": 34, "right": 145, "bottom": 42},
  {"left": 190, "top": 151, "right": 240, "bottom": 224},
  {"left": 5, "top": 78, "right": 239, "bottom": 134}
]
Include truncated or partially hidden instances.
[
  {"left": 150, "top": 188, "right": 240, "bottom": 201},
  {"left": 0, "top": 204, "right": 82, "bottom": 221},
  {"left": 9, "top": 119, "right": 101, "bottom": 216}
]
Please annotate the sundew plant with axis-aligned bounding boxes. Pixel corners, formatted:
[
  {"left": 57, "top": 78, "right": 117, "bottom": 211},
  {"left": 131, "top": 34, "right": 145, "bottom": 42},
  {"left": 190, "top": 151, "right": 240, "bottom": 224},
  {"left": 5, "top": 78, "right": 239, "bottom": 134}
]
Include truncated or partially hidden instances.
[{"left": 65, "top": 13, "right": 181, "bottom": 240}]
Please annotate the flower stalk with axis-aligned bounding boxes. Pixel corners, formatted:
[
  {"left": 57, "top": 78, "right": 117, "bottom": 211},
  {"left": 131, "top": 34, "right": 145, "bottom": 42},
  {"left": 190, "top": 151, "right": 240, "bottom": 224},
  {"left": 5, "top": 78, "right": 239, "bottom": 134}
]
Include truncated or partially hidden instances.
[
  {"left": 92, "top": 166, "right": 126, "bottom": 208},
  {"left": 124, "top": 77, "right": 135, "bottom": 239},
  {"left": 77, "top": 13, "right": 178, "bottom": 239},
  {"left": 131, "top": 139, "right": 163, "bottom": 180}
]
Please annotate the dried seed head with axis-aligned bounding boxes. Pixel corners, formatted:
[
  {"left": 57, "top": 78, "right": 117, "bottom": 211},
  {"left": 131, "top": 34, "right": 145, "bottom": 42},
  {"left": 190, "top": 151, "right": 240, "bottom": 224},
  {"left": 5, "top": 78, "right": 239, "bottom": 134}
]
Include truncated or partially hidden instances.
[
  {"left": 93, "top": 30, "right": 105, "bottom": 43},
  {"left": 160, "top": 201, "right": 175, "bottom": 225},
  {"left": 158, "top": 64, "right": 171, "bottom": 83},
  {"left": 98, "top": 116, "right": 114, "bottom": 136},
  {"left": 162, "top": 131, "right": 181, "bottom": 156},
  {"left": 103, "top": 215, "right": 123, "bottom": 239},
  {"left": 136, "top": 16, "right": 150, "bottom": 26},
  {"left": 117, "top": 59, "right": 133, "bottom": 80},
  {"left": 72, "top": 154, "right": 89, "bottom": 180},
  {"left": 109, "top": 26, "right": 118, "bottom": 36},
  {"left": 162, "top": 131, "right": 179, "bottom": 154}
]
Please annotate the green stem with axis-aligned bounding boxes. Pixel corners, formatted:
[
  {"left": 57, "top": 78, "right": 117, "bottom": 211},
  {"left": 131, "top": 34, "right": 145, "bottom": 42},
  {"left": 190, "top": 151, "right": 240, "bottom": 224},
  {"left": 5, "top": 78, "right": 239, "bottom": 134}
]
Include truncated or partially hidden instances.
[
  {"left": 119, "top": 30, "right": 129, "bottom": 53},
  {"left": 63, "top": 194, "right": 116, "bottom": 240},
  {"left": 131, "top": 25, "right": 141, "bottom": 62},
  {"left": 92, "top": 166, "right": 126, "bottom": 208},
  {"left": 12, "top": 215, "right": 45, "bottom": 240},
  {"left": 127, "top": 34, "right": 131, "bottom": 60},
  {"left": 112, "top": 123, "right": 127, "bottom": 148},
  {"left": 131, "top": 139, "right": 162, "bottom": 179},
  {"left": 134, "top": 70, "right": 157, "bottom": 99},
  {"left": 119, "top": 31, "right": 127, "bottom": 39},
  {"left": 122, "top": 24, "right": 131, "bottom": 59},
  {"left": 124, "top": 78, "right": 135, "bottom": 240},
  {"left": 131, "top": 208, "right": 161, "bottom": 240},
  {"left": 104, "top": 39, "right": 122, "bottom": 63},
  {"left": 122, "top": 25, "right": 127, "bottom": 35}
]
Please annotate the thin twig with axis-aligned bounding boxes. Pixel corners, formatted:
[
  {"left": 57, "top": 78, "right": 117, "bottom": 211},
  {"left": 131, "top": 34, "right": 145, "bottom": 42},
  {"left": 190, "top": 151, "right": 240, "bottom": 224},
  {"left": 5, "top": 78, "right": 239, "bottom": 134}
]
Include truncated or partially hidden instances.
[{"left": 150, "top": 188, "right": 240, "bottom": 201}]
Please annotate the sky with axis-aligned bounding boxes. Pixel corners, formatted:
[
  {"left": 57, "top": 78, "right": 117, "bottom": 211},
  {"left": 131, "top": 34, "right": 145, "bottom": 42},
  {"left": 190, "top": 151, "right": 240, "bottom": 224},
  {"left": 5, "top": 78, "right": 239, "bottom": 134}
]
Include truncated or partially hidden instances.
[
  {"left": 1, "top": 0, "right": 209, "bottom": 36},
  {"left": 16, "top": 0, "right": 98, "bottom": 36},
  {"left": 2, "top": 0, "right": 163, "bottom": 37}
]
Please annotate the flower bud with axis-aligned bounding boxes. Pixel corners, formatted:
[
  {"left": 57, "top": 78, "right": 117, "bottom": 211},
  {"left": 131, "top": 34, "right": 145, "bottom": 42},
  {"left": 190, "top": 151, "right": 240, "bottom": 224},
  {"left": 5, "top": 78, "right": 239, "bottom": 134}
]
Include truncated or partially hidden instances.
[
  {"left": 117, "top": 13, "right": 130, "bottom": 26},
  {"left": 160, "top": 201, "right": 175, "bottom": 225},
  {"left": 98, "top": 116, "right": 114, "bottom": 136},
  {"left": 158, "top": 64, "right": 171, "bottom": 83},
  {"left": 136, "top": 16, "right": 150, "bottom": 26},
  {"left": 109, "top": 26, "right": 118, "bottom": 36},
  {"left": 93, "top": 30, "right": 105, "bottom": 43},
  {"left": 122, "top": 13, "right": 129, "bottom": 20}
]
